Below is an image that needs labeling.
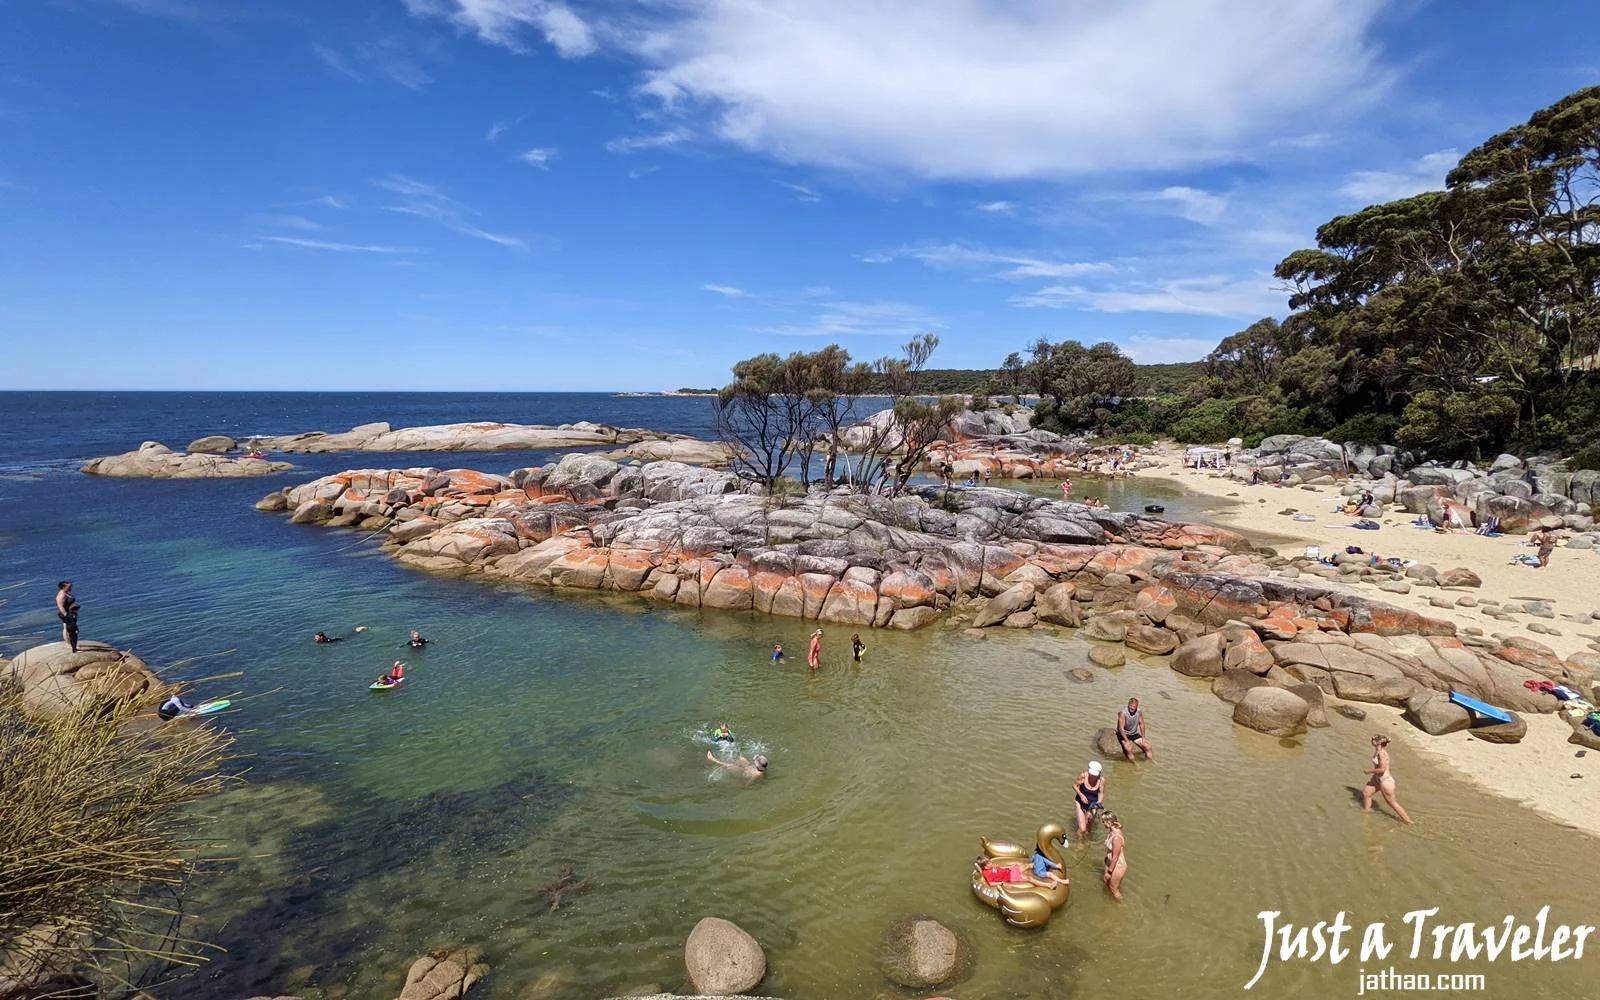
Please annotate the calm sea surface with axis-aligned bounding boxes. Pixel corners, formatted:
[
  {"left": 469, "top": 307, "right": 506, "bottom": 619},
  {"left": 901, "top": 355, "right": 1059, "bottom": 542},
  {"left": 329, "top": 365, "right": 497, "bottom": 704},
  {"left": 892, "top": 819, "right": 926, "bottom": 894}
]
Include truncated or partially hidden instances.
[{"left": 0, "top": 392, "right": 1592, "bottom": 1000}]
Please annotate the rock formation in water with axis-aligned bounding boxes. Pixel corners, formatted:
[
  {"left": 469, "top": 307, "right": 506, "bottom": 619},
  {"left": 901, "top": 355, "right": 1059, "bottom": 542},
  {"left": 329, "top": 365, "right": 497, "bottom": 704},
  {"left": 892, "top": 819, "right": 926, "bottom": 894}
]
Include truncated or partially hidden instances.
[
  {"left": 222, "top": 420, "right": 726, "bottom": 458},
  {"left": 257, "top": 454, "right": 1600, "bottom": 743},
  {"left": 81, "top": 442, "right": 294, "bottom": 478},
  {"left": 3, "top": 640, "right": 165, "bottom": 717}
]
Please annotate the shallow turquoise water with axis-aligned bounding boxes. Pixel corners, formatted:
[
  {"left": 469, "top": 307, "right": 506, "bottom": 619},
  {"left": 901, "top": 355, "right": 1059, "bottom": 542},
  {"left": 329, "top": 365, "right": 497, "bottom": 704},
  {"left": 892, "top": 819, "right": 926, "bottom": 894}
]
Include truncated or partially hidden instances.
[{"left": 2, "top": 395, "right": 1595, "bottom": 999}]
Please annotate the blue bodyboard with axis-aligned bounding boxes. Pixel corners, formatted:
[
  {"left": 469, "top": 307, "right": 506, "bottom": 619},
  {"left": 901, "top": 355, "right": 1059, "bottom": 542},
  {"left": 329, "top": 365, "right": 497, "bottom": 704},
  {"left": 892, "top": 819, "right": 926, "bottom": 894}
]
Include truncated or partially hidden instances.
[{"left": 1449, "top": 690, "right": 1514, "bottom": 724}]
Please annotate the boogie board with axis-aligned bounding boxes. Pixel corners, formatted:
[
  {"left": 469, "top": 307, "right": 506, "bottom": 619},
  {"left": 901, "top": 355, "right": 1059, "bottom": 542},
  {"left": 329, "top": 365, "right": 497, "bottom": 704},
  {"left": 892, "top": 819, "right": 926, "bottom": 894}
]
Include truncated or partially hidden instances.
[
  {"left": 370, "top": 679, "right": 402, "bottom": 691},
  {"left": 184, "top": 699, "right": 231, "bottom": 716},
  {"left": 1449, "top": 690, "right": 1514, "bottom": 724}
]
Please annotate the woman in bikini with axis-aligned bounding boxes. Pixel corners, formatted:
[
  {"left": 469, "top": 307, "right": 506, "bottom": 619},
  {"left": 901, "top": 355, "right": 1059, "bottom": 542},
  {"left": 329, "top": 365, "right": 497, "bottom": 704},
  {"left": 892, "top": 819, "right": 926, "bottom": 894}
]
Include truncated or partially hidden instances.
[
  {"left": 1101, "top": 811, "right": 1127, "bottom": 901},
  {"left": 1361, "top": 735, "right": 1412, "bottom": 824}
]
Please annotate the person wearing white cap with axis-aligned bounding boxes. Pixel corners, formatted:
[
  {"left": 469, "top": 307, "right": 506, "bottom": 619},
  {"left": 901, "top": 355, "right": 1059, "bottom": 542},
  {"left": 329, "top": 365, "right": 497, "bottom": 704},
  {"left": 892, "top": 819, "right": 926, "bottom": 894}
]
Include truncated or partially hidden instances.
[{"left": 1073, "top": 760, "right": 1106, "bottom": 838}]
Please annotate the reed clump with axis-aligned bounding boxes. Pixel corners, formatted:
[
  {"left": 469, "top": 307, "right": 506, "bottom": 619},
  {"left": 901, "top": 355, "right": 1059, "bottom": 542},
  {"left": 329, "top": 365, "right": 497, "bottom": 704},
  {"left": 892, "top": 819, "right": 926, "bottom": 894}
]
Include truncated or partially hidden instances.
[{"left": 0, "top": 678, "right": 235, "bottom": 998}]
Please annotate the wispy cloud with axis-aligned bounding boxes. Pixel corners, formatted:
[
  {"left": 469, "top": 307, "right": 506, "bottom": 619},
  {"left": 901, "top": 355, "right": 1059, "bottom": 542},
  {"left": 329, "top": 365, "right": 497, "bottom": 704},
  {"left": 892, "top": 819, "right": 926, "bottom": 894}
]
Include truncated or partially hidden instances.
[
  {"left": 486, "top": 119, "right": 515, "bottom": 142},
  {"left": 604, "top": 128, "right": 693, "bottom": 154},
  {"left": 1121, "top": 334, "right": 1224, "bottom": 364},
  {"left": 627, "top": 165, "right": 661, "bottom": 180},
  {"left": 403, "top": 0, "right": 596, "bottom": 58},
  {"left": 1339, "top": 149, "right": 1457, "bottom": 204},
  {"left": 774, "top": 179, "right": 821, "bottom": 203},
  {"left": 701, "top": 283, "right": 749, "bottom": 298},
  {"left": 519, "top": 147, "right": 558, "bottom": 168},
  {"left": 1012, "top": 274, "right": 1286, "bottom": 319},
  {"left": 310, "top": 38, "right": 432, "bottom": 90},
  {"left": 252, "top": 213, "right": 325, "bottom": 232},
  {"left": 263, "top": 236, "right": 418, "bottom": 254},
  {"left": 866, "top": 243, "right": 1113, "bottom": 280},
  {"left": 757, "top": 299, "right": 943, "bottom": 338},
  {"left": 374, "top": 174, "right": 525, "bottom": 250},
  {"left": 277, "top": 194, "right": 349, "bottom": 210},
  {"left": 977, "top": 200, "right": 1016, "bottom": 215},
  {"left": 1145, "top": 185, "right": 1229, "bottom": 224}
]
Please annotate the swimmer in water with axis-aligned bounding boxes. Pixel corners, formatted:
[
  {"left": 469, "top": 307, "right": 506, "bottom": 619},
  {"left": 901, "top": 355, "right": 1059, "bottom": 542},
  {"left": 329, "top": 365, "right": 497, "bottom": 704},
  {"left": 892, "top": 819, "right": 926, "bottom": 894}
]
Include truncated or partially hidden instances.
[
  {"left": 706, "top": 749, "right": 767, "bottom": 782},
  {"left": 407, "top": 630, "right": 427, "bottom": 648},
  {"left": 771, "top": 643, "right": 785, "bottom": 663},
  {"left": 807, "top": 629, "right": 822, "bottom": 671},
  {"left": 157, "top": 691, "right": 193, "bottom": 721},
  {"left": 314, "top": 631, "right": 341, "bottom": 644},
  {"left": 713, "top": 722, "right": 734, "bottom": 743},
  {"left": 851, "top": 633, "right": 865, "bottom": 663}
]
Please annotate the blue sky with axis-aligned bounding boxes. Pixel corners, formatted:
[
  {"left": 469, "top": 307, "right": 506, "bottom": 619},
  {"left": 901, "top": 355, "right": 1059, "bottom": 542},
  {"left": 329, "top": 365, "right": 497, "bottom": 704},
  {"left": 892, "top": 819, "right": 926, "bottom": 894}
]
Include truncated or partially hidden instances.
[{"left": 1, "top": 0, "right": 1595, "bottom": 391}]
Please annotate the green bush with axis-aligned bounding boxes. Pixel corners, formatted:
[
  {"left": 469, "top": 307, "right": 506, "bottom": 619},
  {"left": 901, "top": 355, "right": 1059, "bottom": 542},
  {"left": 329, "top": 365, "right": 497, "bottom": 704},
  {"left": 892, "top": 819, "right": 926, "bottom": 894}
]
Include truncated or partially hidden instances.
[
  {"left": 1111, "top": 431, "right": 1157, "bottom": 446},
  {"left": 1569, "top": 444, "right": 1600, "bottom": 471},
  {"left": 969, "top": 393, "right": 991, "bottom": 411},
  {"left": 1243, "top": 432, "right": 1265, "bottom": 448},
  {"left": 1167, "top": 398, "right": 1239, "bottom": 443},
  {"left": 1323, "top": 412, "right": 1399, "bottom": 444}
]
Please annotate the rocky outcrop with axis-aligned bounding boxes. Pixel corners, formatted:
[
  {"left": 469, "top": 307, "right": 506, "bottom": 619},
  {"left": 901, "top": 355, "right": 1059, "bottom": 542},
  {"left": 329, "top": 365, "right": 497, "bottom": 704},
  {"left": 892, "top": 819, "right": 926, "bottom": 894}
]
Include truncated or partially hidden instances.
[
  {"left": 1232, "top": 686, "right": 1311, "bottom": 737},
  {"left": 396, "top": 947, "right": 488, "bottom": 1000},
  {"left": 879, "top": 916, "right": 963, "bottom": 989},
  {"left": 187, "top": 434, "right": 236, "bottom": 454},
  {"left": 596, "top": 438, "right": 736, "bottom": 467},
  {"left": 684, "top": 918, "right": 765, "bottom": 996},
  {"left": 3, "top": 641, "right": 163, "bottom": 718},
  {"left": 237, "top": 420, "right": 702, "bottom": 454},
  {"left": 82, "top": 442, "right": 293, "bottom": 478}
]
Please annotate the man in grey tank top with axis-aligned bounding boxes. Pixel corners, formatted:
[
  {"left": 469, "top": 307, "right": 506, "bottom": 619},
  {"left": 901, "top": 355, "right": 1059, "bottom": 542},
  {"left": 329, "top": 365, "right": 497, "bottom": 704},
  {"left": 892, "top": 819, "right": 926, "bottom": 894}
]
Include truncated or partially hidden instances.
[{"left": 1117, "top": 697, "right": 1153, "bottom": 761}]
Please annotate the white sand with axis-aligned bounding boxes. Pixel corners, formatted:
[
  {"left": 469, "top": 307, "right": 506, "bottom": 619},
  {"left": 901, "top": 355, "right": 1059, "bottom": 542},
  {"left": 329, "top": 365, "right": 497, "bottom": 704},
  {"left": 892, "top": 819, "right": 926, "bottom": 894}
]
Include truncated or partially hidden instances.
[{"left": 1134, "top": 448, "right": 1600, "bottom": 837}]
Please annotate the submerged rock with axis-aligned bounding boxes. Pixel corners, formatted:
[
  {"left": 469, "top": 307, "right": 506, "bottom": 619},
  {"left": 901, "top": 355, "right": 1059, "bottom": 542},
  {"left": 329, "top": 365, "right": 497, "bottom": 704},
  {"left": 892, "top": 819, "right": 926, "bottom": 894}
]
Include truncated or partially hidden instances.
[
  {"left": 684, "top": 917, "right": 766, "bottom": 996},
  {"left": 880, "top": 916, "right": 963, "bottom": 989},
  {"left": 397, "top": 947, "right": 488, "bottom": 1000}
]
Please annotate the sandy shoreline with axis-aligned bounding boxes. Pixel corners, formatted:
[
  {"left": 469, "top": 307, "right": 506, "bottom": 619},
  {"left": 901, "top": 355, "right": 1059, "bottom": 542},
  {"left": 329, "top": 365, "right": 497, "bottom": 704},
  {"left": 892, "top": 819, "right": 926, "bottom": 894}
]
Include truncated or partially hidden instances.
[{"left": 1133, "top": 447, "right": 1600, "bottom": 838}]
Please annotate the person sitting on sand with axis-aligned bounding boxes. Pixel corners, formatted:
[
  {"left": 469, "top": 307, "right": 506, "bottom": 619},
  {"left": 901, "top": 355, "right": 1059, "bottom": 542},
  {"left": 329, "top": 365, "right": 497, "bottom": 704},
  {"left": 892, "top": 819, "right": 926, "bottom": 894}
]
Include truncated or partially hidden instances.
[
  {"left": 314, "top": 631, "right": 340, "bottom": 644},
  {"left": 157, "top": 691, "right": 193, "bottom": 721},
  {"left": 1073, "top": 760, "right": 1106, "bottom": 837},
  {"left": 377, "top": 661, "right": 405, "bottom": 686},
  {"left": 706, "top": 749, "right": 767, "bottom": 782},
  {"left": 1116, "top": 698, "right": 1153, "bottom": 761},
  {"left": 1101, "top": 811, "right": 1128, "bottom": 901},
  {"left": 407, "top": 629, "right": 428, "bottom": 648},
  {"left": 1361, "top": 735, "right": 1412, "bottom": 824}
]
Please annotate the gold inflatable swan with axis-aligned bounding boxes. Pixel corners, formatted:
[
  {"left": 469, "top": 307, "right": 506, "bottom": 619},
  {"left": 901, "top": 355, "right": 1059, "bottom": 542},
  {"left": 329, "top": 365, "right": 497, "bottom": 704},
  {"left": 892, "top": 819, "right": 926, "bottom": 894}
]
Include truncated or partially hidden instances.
[{"left": 970, "top": 822, "right": 1070, "bottom": 928}]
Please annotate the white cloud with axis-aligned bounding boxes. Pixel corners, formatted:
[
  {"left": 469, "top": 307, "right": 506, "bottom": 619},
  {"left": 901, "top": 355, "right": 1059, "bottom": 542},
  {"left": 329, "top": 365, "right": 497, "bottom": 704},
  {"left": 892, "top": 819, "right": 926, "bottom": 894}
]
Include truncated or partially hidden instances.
[
  {"left": 254, "top": 214, "right": 325, "bottom": 232},
  {"left": 486, "top": 121, "right": 510, "bottom": 142},
  {"left": 774, "top": 179, "right": 821, "bottom": 203},
  {"left": 404, "top": 0, "right": 596, "bottom": 58},
  {"left": 1146, "top": 185, "right": 1228, "bottom": 224},
  {"left": 701, "top": 284, "right": 748, "bottom": 297},
  {"left": 604, "top": 128, "right": 693, "bottom": 154},
  {"left": 1012, "top": 274, "right": 1286, "bottom": 319},
  {"left": 868, "top": 243, "right": 1113, "bottom": 280},
  {"left": 311, "top": 38, "right": 432, "bottom": 90},
  {"left": 757, "top": 299, "right": 943, "bottom": 337},
  {"left": 263, "top": 236, "right": 417, "bottom": 254},
  {"left": 375, "top": 174, "right": 525, "bottom": 249},
  {"left": 519, "top": 147, "right": 557, "bottom": 168},
  {"left": 977, "top": 200, "right": 1016, "bottom": 215},
  {"left": 1339, "top": 149, "right": 1458, "bottom": 204},
  {"left": 1120, "top": 334, "right": 1222, "bottom": 364},
  {"left": 621, "top": 0, "right": 1390, "bottom": 180},
  {"left": 627, "top": 165, "right": 661, "bottom": 180},
  {"left": 278, "top": 194, "right": 349, "bottom": 210}
]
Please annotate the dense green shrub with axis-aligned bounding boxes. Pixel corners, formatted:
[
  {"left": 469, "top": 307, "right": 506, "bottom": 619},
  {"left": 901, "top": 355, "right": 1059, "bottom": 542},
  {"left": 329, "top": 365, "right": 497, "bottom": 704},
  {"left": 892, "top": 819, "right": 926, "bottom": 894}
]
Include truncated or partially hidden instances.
[
  {"left": 1323, "top": 412, "right": 1400, "bottom": 444},
  {"left": 1167, "top": 398, "right": 1239, "bottom": 443},
  {"left": 1568, "top": 444, "right": 1600, "bottom": 471}
]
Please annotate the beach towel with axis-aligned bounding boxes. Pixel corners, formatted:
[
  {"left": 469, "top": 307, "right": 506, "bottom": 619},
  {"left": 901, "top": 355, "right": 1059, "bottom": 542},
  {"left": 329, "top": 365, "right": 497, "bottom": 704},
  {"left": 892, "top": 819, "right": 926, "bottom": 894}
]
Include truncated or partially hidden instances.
[{"left": 982, "top": 863, "right": 1026, "bottom": 885}]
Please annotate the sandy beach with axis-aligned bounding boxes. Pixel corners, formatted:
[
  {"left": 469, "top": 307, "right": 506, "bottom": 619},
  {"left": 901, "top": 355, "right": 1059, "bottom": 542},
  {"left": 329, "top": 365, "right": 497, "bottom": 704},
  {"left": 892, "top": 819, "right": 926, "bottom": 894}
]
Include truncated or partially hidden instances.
[{"left": 1135, "top": 447, "right": 1600, "bottom": 837}]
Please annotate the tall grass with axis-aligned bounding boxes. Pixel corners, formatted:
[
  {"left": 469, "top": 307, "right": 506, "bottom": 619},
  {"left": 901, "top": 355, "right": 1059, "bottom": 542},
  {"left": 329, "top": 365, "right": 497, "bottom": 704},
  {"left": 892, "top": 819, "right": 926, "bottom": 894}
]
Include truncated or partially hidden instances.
[{"left": 0, "top": 679, "right": 236, "bottom": 998}]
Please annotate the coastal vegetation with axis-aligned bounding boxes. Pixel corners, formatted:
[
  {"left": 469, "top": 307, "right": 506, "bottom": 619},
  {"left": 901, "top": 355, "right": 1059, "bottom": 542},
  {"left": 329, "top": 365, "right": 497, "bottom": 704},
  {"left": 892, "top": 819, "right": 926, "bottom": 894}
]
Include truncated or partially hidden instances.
[
  {"left": 798, "top": 88, "right": 1599, "bottom": 461},
  {"left": 0, "top": 684, "right": 234, "bottom": 997}
]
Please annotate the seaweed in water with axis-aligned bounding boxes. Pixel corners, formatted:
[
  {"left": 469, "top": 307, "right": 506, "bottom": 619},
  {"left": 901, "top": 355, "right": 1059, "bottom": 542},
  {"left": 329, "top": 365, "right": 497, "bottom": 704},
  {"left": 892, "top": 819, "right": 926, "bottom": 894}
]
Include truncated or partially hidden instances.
[
  {"left": 178, "top": 769, "right": 576, "bottom": 1000},
  {"left": 532, "top": 865, "right": 591, "bottom": 912}
]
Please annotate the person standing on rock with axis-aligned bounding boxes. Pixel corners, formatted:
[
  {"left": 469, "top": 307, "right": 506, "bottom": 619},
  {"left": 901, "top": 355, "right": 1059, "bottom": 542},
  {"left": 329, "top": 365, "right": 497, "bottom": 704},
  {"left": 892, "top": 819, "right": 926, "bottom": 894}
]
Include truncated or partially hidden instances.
[
  {"left": 807, "top": 629, "right": 823, "bottom": 671},
  {"left": 1073, "top": 760, "right": 1105, "bottom": 838},
  {"left": 1116, "top": 698, "right": 1153, "bottom": 761},
  {"left": 1361, "top": 735, "right": 1412, "bottom": 824},
  {"left": 1101, "top": 811, "right": 1128, "bottom": 901},
  {"left": 55, "top": 581, "right": 80, "bottom": 653}
]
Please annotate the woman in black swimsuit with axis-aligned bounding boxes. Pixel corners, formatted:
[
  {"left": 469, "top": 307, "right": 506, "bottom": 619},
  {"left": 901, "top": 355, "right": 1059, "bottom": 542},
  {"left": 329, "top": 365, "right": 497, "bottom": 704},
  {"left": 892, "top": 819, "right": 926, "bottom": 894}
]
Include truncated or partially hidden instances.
[{"left": 1073, "top": 760, "right": 1105, "bottom": 838}]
